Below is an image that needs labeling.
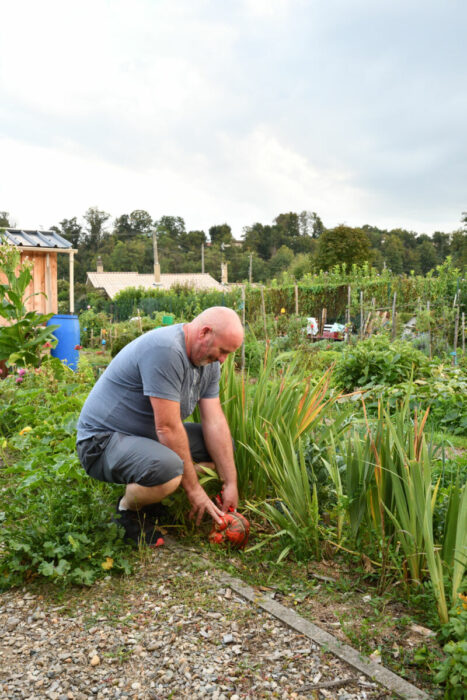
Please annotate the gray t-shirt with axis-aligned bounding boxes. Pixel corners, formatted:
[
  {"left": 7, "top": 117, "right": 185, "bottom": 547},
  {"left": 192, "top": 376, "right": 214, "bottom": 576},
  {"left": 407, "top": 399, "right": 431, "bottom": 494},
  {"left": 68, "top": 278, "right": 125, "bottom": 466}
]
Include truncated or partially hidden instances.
[{"left": 76, "top": 324, "right": 220, "bottom": 442}]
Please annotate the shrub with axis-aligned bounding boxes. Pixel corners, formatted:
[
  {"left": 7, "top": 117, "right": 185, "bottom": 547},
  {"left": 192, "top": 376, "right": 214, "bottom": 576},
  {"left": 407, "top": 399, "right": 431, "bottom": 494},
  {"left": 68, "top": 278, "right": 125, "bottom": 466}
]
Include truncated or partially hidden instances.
[
  {"left": 0, "top": 357, "right": 132, "bottom": 588},
  {"left": 333, "top": 335, "right": 430, "bottom": 392},
  {"left": 0, "top": 243, "right": 58, "bottom": 368}
]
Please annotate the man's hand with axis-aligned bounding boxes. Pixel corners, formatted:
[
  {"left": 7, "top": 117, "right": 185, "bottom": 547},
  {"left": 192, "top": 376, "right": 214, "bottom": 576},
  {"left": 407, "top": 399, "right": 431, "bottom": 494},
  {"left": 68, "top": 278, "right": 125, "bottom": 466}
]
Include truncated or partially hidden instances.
[
  {"left": 220, "top": 482, "right": 238, "bottom": 513},
  {"left": 187, "top": 483, "right": 224, "bottom": 526}
]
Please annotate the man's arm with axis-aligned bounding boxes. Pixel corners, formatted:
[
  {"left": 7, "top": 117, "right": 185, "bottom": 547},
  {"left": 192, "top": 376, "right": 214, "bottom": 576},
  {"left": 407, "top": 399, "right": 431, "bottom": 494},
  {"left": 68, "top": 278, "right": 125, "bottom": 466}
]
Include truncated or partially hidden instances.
[
  {"left": 150, "top": 396, "right": 224, "bottom": 525},
  {"left": 198, "top": 397, "right": 238, "bottom": 512}
]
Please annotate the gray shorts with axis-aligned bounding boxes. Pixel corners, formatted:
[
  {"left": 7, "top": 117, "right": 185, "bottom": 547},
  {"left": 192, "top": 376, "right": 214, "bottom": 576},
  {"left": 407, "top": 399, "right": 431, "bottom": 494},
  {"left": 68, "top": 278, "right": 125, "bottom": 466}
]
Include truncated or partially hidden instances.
[{"left": 76, "top": 423, "right": 212, "bottom": 487}]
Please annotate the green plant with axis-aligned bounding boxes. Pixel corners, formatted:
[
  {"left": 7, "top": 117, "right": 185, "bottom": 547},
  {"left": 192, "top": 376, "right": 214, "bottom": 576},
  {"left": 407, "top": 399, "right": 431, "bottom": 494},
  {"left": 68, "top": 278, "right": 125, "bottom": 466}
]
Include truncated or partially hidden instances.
[
  {"left": 0, "top": 242, "right": 58, "bottom": 367},
  {"left": 245, "top": 426, "right": 321, "bottom": 561},
  {"left": 219, "top": 345, "right": 335, "bottom": 500},
  {"left": 435, "top": 599, "right": 467, "bottom": 697},
  {"left": 333, "top": 335, "right": 430, "bottom": 392},
  {"left": 0, "top": 357, "right": 132, "bottom": 588}
]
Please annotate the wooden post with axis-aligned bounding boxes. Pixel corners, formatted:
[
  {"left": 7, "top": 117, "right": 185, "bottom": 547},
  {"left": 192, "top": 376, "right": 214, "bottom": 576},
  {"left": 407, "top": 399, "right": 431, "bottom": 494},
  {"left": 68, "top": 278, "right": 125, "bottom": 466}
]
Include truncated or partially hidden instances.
[
  {"left": 453, "top": 305, "right": 460, "bottom": 365},
  {"left": 294, "top": 284, "right": 299, "bottom": 315},
  {"left": 462, "top": 312, "right": 465, "bottom": 356},
  {"left": 391, "top": 292, "right": 397, "bottom": 341},
  {"left": 346, "top": 285, "right": 351, "bottom": 325},
  {"left": 321, "top": 308, "right": 327, "bottom": 336},
  {"left": 241, "top": 285, "right": 246, "bottom": 372},
  {"left": 427, "top": 301, "right": 432, "bottom": 359},
  {"left": 346, "top": 285, "right": 351, "bottom": 342},
  {"left": 153, "top": 229, "right": 161, "bottom": 283},
  {"left": 260, "top": 286, "right": 268, "bottom": 341},
  {"left": 45, "top": 253, "right": 52, "bottom": 313},
  {"left": 360, "top": 290, "right": 364, "bottom": 339}
]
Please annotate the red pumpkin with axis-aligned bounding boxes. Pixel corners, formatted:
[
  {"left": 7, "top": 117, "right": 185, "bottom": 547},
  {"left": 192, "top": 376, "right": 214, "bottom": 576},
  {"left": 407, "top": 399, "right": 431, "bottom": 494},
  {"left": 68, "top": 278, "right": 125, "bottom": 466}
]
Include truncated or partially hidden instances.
[{"left": 209, "top": 511, "right": 250, "bottom": 549}]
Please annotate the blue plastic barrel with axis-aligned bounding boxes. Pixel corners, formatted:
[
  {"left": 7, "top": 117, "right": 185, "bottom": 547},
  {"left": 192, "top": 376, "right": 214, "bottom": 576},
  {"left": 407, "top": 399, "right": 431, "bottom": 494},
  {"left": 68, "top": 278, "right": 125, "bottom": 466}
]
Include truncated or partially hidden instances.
[{"left": 46, "top": 314, "right": 80, "bottom": 371}]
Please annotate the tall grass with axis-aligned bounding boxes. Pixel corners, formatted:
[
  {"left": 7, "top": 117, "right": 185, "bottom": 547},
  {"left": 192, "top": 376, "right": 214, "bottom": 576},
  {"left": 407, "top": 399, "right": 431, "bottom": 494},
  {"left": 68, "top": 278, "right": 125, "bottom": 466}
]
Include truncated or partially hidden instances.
[
  {"left": 327, "top": 397, "right": 466, "bottom": 625},
  {"left": 220, "top": 345, "right": 334, "bottom": 500}
]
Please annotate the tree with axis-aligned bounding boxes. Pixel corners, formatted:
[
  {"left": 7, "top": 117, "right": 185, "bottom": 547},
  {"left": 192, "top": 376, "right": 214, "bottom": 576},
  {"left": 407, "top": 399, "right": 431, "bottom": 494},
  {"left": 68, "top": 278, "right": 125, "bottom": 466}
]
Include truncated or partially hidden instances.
[
  {"left": 108, "top": 238, "right": 153, "bottom": 272},
  {"left": 269, "top": 245, "right": 294, "bottom": 278},
  {"left": 114, "top": 210, "right": 153, "bottom": 238},
  {"left": 51, "top": 217, "right": 83, "bottom": 245},
  {"left": 382, "top": 233, "right": 405, "bottom": 274},
  {"left": 242, "top": 222, "right": 274, "bottom": 260},
  {"left": 186, "top": 230, "right": 207, "bottom": 248},
  {"left": 0, "top": 211, "right": 13, "bottom": 227},
  {"left": 432, "top": 231, "right": 451, "bottom": 262},
  {"left": 209, "top": 223, "right": 233, "bottom": 246},
  {"left": 83, "top": 207, "right": 110, "bottom": 250},
  {"left": 450, "top": 230, "right": 467, "bottom": 270},
  {"left": 298, "top": 210, "right": 324, "bottom": 239},
  {"left": 314, "top": 225, "right": 371, "bottom": 271},
  {"left": 416, "top": 239, "right": 438, "bottom": 274}
]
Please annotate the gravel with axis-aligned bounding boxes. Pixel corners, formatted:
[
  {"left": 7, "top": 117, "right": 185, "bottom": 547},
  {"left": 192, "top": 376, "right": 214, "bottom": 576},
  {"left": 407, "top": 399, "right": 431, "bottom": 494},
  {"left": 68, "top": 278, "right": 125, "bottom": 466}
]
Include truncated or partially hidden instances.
[{"left": 0, "top": 546, "right": 395, "bottom": 699}]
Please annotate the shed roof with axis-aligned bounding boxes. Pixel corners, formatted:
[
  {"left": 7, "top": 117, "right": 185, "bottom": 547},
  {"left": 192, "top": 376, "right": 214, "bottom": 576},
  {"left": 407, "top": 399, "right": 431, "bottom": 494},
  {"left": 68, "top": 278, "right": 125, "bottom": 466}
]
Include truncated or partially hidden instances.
[
  {"left": 0, "top": 228, "right": 72, "bottom": 249},
  {"left": 86, "top": 271, "right": 225, "bottom": 299}
]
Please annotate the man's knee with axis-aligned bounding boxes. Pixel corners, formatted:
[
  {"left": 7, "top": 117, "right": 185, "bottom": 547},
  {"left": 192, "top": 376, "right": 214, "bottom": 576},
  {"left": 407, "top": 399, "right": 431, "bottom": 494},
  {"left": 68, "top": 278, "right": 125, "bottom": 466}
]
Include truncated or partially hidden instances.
[{"left": 160, "top": 474, "right": 182, "bottom": 497}]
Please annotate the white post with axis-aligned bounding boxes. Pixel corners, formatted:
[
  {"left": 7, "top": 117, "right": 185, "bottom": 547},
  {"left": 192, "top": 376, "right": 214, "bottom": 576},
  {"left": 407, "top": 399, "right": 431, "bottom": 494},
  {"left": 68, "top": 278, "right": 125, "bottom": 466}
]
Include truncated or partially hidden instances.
[{"left": 69, "top": 252, "right": 75, "bottom": 313}]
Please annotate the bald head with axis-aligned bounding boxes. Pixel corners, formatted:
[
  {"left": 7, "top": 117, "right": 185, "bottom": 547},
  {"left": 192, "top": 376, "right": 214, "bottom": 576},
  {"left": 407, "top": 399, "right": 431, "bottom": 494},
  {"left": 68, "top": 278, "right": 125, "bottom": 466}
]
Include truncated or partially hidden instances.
[{"left": 184, "top": 306, "right": 244, "bottom": 367}]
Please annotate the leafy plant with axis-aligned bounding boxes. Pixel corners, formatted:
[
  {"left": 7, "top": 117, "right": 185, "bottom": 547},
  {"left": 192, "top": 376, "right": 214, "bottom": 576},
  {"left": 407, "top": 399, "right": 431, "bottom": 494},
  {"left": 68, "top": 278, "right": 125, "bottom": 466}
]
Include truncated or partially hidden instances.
[
  {"left": 245, "top": 426, "right": 321, "bottom": 561},
  {"left": 0, "top": 357, "right": 132, "bottom": 588},
  {"left": 0, "top": 242, "right": 58, "bottom": 367},
  {"left": 333, "top": 335, "right": 430, "bottom": 392},
  {"left": 435, "top": 597, "right": 467, "bottom": 697},
  {"left": 219, "top": 345, "right": 335, "bottom": 500}
]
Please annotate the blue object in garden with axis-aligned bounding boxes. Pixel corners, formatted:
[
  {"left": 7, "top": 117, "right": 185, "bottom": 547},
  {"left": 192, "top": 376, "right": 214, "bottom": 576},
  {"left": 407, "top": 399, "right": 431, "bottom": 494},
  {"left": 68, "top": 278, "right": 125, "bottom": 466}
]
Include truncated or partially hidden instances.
[
  {"left": 46, "top": 314, "right": 80, "bottom": 371},
  {"left": 102, "top": 339, "right": 106, "bottom": 345}
]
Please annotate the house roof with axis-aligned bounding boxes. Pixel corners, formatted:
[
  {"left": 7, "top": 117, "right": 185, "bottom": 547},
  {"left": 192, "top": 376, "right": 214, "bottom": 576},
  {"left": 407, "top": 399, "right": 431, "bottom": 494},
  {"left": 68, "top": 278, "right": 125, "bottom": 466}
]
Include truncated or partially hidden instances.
[
  {"left": 0, "top": 228, "right": 73, "bottom": 249},
  {"left": 86, "top": 271, "right": 225, "bottom": 299}
]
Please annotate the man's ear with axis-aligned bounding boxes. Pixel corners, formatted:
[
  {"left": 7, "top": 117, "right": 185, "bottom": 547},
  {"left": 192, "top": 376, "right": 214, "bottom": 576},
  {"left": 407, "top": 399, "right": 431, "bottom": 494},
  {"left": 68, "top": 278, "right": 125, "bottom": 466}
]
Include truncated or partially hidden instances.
[{"left": 200, "top": 325, "right": 212, "bottom": 338}]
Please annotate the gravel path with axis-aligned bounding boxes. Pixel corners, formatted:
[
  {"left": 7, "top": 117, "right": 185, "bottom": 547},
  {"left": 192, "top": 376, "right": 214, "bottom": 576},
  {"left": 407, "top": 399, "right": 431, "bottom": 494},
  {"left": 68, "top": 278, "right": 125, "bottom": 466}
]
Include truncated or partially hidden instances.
[{"left": 0, "top": 546, "right": 397, "bottom": 700}]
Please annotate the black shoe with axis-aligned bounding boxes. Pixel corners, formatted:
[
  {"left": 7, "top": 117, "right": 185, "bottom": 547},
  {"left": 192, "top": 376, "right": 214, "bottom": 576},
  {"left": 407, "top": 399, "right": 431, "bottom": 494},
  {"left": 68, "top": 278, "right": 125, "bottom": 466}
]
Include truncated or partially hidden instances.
[
  {"left": 140, "top": 501, "right": 174, "bottom": 525},
  {"left": 114, "top": 500, "right": 164, "bottom": 547}
]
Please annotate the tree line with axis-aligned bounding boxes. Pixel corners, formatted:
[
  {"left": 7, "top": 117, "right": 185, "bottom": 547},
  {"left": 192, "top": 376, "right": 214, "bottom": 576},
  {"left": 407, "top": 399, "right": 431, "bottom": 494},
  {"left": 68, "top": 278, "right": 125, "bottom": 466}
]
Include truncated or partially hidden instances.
[{"left": 1, "top": 207, "right": 466, "bottom": 285}]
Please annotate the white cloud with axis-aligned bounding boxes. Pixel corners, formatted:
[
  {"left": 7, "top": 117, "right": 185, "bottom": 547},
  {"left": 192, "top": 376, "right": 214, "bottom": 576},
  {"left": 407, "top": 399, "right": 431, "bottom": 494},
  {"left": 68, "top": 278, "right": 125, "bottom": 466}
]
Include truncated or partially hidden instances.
[{"left": 1, "top": 0, "right": 466, "bottom": 237}]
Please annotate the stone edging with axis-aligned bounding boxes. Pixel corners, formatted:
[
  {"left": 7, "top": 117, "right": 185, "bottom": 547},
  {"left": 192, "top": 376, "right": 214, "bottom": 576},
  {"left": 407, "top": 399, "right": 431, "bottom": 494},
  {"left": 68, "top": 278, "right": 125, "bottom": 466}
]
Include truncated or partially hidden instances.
[{"left": 167, "top": 540, "right": 430, "bottom": 700}]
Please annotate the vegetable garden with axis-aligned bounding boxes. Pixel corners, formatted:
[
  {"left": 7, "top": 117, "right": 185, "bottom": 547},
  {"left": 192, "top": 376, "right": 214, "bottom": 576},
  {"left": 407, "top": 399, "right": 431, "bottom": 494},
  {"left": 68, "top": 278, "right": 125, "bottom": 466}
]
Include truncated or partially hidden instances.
[{"left": 1, "top": 249, "right": 466, "bottom": 697}]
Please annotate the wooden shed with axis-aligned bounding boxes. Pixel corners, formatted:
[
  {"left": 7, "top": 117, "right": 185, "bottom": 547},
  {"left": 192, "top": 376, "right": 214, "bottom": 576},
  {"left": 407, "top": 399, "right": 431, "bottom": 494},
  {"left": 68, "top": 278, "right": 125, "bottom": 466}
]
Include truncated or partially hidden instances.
[{"left": 0, "top": 229, "right": 77, "bottom": 318}]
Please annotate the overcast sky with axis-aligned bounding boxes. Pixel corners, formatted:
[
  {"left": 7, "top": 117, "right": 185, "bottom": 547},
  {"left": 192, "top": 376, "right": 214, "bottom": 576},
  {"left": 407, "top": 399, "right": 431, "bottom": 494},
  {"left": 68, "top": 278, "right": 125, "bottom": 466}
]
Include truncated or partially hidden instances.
[{"left": 1, "top": 0, "right": 466, "bottom": 238}]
